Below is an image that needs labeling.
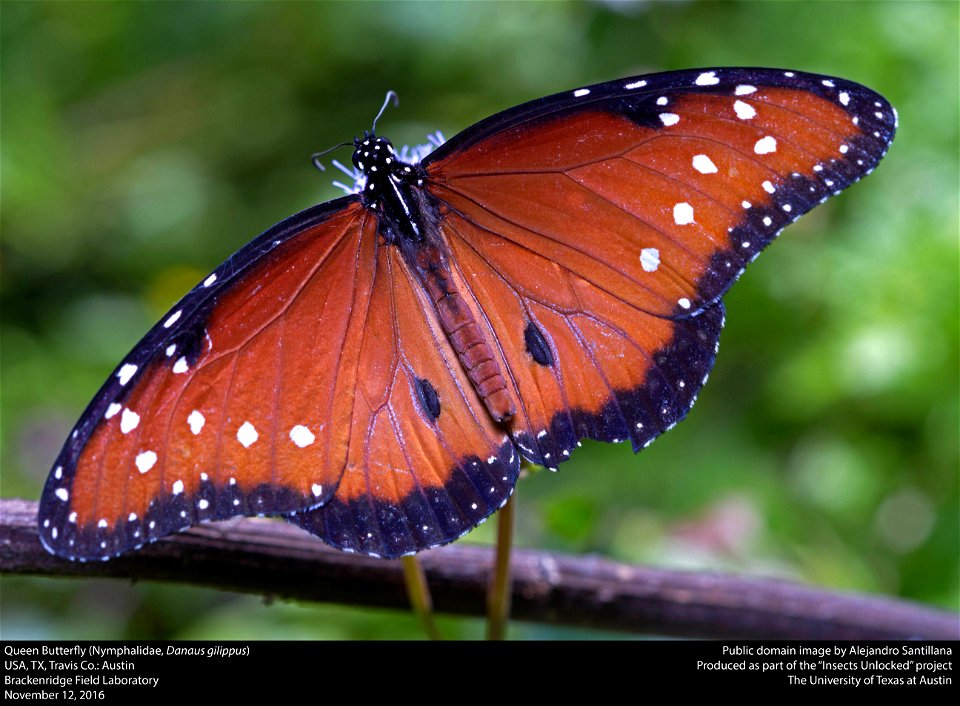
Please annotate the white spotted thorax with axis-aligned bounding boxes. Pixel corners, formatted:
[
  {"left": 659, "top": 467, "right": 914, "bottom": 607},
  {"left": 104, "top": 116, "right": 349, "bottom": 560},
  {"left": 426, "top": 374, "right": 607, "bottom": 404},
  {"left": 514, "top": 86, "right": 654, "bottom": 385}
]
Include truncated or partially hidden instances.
[{"left": 330, "top": 131, "right": 445, "bottom": 195}]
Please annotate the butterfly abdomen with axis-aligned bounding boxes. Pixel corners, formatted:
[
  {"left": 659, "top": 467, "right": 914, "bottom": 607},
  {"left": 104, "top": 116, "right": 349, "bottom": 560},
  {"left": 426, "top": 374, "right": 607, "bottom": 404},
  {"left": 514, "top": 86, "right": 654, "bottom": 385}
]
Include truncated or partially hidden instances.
[{"left": 411, "top": 242, "right": 515, "bottom": 423}]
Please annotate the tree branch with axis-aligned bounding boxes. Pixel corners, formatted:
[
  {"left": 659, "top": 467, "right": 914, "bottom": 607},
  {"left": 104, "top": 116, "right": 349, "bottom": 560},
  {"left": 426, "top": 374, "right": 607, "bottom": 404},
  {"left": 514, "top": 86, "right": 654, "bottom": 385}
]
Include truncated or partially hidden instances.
[{"left": 3, "top": 498, "right": 956, "bottom": 639}]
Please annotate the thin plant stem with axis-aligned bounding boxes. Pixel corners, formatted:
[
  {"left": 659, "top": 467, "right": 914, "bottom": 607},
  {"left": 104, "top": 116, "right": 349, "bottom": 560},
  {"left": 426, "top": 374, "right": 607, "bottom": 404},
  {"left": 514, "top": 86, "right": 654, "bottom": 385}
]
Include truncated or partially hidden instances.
[
  {"left": 486, "top": 493, "right": 515, "bottom": 640},
  {"left": 401, "top": 555, "right": 442, "bottom": 640}
]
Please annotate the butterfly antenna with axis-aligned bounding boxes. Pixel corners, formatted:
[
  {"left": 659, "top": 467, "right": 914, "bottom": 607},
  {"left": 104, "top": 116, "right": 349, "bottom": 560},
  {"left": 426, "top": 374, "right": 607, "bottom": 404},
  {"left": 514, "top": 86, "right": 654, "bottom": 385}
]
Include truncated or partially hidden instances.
[
  {"left": 310, "top": 142, "right": 353, "bottom": 172},
  {"left": 372, "top": 90, "right": 399, "bottom": 134}
]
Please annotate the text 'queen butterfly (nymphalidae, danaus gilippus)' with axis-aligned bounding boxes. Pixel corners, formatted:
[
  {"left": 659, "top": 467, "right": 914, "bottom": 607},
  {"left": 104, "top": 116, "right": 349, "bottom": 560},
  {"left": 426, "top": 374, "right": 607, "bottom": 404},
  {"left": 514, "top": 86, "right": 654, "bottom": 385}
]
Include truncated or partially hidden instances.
[{"left": 39, "top": 68, "right": 896, "bottom": 561}]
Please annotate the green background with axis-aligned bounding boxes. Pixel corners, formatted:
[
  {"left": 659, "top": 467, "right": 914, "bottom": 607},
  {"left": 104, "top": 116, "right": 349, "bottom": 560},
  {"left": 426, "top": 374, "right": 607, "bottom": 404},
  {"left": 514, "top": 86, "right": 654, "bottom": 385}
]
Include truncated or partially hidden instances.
[{"left": 2, "top": 0, "right": 957, "bottom": 639}]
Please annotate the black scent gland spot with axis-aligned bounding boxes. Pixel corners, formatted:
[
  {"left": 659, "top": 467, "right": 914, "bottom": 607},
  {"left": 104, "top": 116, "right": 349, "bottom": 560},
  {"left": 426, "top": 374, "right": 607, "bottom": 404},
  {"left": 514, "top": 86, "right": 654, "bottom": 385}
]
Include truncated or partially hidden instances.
[
  {"left": 524, "top": 322, "right": 554, "bottom": 367},
  {"left": 415, "top": 377, "right": 441, "bottom": 420}
]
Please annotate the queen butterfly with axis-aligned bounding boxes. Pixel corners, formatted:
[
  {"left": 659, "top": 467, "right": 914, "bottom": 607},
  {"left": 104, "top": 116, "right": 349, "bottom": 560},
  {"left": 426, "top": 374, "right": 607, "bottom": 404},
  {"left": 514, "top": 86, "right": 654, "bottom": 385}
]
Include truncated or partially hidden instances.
[{"left": 38, "top": 68, "right": 896, "bottom": 561}]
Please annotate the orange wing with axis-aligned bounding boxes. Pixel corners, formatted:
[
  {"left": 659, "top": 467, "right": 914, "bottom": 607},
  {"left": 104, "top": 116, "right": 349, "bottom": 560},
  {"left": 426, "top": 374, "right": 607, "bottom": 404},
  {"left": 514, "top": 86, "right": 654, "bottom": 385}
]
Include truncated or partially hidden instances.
[
  {"left": 39, "top": 198, "right": 519, "bottom": 560},
  {"left": 422, "top": 70, "right": 895, "bottom": 466},
  {"left": 288, "top": 237, "right": 519, "bottom": 557}
]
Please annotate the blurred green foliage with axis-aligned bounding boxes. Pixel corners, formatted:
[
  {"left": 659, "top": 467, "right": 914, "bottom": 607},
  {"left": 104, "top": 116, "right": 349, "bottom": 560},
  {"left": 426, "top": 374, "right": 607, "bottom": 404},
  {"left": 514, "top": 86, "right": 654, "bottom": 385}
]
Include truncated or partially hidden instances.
[{"left": 2, "top": 0, "right": 957, "bottom": 639}]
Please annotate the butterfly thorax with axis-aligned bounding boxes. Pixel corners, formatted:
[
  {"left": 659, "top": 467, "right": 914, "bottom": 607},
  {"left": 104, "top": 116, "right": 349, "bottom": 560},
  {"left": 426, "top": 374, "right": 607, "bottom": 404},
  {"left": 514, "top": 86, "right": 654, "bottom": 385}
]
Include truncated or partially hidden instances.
[{"left": 353, "top": 133, "right": 428, "bottom": 245}]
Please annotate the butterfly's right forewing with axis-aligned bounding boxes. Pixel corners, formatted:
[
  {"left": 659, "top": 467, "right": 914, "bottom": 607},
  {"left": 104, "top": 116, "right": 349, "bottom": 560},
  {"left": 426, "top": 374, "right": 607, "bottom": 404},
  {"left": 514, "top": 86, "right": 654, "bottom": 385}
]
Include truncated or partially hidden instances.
[{"left": 422, "top": 68, "right": 895, "bottom": 468}]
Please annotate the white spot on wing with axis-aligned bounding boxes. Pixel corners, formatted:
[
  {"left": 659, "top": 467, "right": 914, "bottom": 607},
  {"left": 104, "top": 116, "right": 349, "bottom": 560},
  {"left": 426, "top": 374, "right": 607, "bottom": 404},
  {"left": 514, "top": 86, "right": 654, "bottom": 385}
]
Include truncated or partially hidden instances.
[
  {"left": 673, "top": 202, "right": 694, "bottom": 225},
  {"left": 237, "top": 421, "right": 258, "bottom": 448},
  {"left": 105, "top": 402, "right": 121, "bottom": 419},
  {"left": 56, "top": 488, "right": 69, "bottom": 502},
  {"left": 173, "top": 357, "right": 189, "bottom": 374},
  {"left": 678, "top": 298, "right": 691, "bottom": 310},
  {"left": 289, "top": 424, "right": 315, "bottom": 448},
  {"left": 762, "top": 180, "right": 775, "bottom": 194},
  {"left": 135, "top": 450, "right": 157, "bottom": 474},
  {"left": 120, "top": 408, "right": 140, "bottom": 434},
  {"left": 312, "top": 484, "right": 323, "bottom": 497},
  {"left": 733, "top": 100, "right": 756, "bottom": 120},
  {"left": 165, "top": 344, "right": 176, "bottom": 357},
  {"left": 198, "top": 499, "right": 209, "bottom": 510},
  {"left": 117, "top": 364, "right": 138, "bottom": 385},
  {"left": 172, "top": 479, "right": 184, "bottom": 495},
  {"left": 659, "top": 113, "right": 679, "bottom": 126},
  {"left": 735, "top": 85, "right": 757, "bottom": 95},
  {"left": 640, "top": 247, "right": 660, "bottom": 272},
  {"left": 754, "top": 136, "right": 777, "bottom": 154},
  {"left": 625, "top": 79, "right": 647, "bottom": 89},
  {"left": 692, "top": 154, "right": 718, "bottom": 174},
  {"left": 204, "top": 273, "right": 217, "bottom": 287},
  {"left": 187, "top": 410, "right": 205, "bottom": 435},
  {"left": 695, "top": 71, "right": 719, "bottom": 86},
  {"left": 163, "top": 310, "right": 181, "bottom": 328},
  {"left": 839, "top": 91, "right": 850, "bottom": 106},
  {"left": 656, "top": 96, "right": 668, "bottom": 106},
  {"left": 573, "top": 88, "right": 590, "bottom": 97}
]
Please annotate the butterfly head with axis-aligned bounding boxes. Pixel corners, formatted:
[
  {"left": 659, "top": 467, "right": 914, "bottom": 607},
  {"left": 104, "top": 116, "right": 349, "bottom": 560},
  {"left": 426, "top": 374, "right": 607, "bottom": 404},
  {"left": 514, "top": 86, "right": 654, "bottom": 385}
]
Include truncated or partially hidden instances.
[
  {"left": 331, "top": 132, "right": 441, "bottom": 197},
  {"left": 352, "top": 132, "right": 398, "bottom": 176}
]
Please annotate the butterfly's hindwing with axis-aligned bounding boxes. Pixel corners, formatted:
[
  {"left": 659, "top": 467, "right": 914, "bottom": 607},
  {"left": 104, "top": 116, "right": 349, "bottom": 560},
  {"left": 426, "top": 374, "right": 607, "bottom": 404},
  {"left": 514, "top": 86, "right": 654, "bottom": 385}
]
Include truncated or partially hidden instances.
[{"left": 289, "top": 236, "right": 521, "bottom": 558}]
